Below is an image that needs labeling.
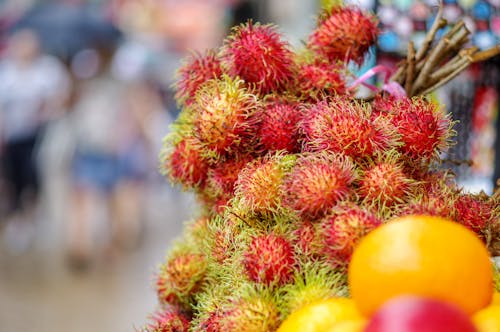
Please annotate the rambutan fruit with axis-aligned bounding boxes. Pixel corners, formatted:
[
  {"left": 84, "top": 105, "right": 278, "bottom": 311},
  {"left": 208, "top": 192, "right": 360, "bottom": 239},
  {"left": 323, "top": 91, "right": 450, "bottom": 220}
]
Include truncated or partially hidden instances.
[
  {"left": 221, "top": 21, "right": 295, "bottom": 94},
  {"left": 142, "top": 308, "right": 190, "bottom": 332},
  {"left": 453, "top": 193, "right": 495, "bottom": 234},
  {"left": 156, "top": 251, "right": 207, "bottom": 308},
  {"left": 219, "top": 288, "right": 281, "bottom": 332},
  {"left": 254, "top": 99, "right": 303, "bottom": 153},
  {"left": 192, "top": 75, "right": 259, "bottom": 158},
  {"left": 300, "top": 97, "right": 398, "bottom": 160},
  {"left": 282, "top": 152, "right": 357, "bottom": 219},
  {"left": 280, "top": 261, "right": 348, "bottom": 317},
  {"left": 243, "top": 233, "right": 295, "bottom": 286},
  {"left": 375, "top": 96, "right": 454, "bottom": 161},
  {"left": 174, "top": 50, "right": 223, "bottom": 106},
  {"left": 295, "top": 60, "right": 348, "bottom": 100},
  {"left": 162, "top": 137, "right": 210, "bottom": 189},
  {"left": 234, "top": 152, "right": 296, "bottom": 215},
  {"left": 307, "top": 7, "right": 378, "bottom": 64},
  {"left": 359, "top": 151, "right": 415, "bottom": 209},
  {"left": 292, "top": 221, "right": 318, "bottom": 256},
  {"left": 319, "top": 204, "right": 382, "bottom": 267},
  {"left": 204, "top": 154, "right": 254, "bottom": 207}
]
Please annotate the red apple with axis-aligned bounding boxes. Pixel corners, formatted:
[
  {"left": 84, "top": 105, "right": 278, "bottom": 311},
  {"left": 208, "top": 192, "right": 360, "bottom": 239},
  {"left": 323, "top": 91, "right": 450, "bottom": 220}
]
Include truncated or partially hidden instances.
[{"left": 364, "top": 296, "right": 478, "bottom": 332}]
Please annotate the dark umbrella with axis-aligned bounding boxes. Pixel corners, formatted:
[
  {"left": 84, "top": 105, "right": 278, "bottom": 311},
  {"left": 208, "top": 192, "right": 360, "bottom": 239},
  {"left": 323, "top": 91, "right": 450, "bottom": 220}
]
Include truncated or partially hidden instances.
[{"left": 9, "top": 3, "right": 122, "bottom": 62}]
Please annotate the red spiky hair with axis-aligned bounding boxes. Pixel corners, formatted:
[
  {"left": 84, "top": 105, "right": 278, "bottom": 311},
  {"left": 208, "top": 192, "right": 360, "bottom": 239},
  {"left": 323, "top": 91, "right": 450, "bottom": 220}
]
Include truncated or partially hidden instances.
[
  {"left": 144, "top": 308, "right": 190, "bottom": 332},
  {"left": 319, "top": 204, "right": 382, "bottom": 267},
  {"left": 295, "top": 60, "right": 349, "bottom": 100},
  {"left": 300, "top": 97, "right": 398, "bottom": 160},
  {"left": 221, "top": 21, "right": 295, "bottom": 94},
  {"left": 307, "top": 7, "right": 378, "bottom": 64},
  {"left": 174, "top": 50, "right": 223, "bottom": 106},
  {"left": 254, "top": 98, "right": 302, "bottom": 153},
  {"left": 243, "top": 233, "right": 295, "bottom": 285},
  {"left": 454, "top": 194, "right": 495, "bottom": 235},
  {"left": 283, "top": 152, "right": 357, "bottom": 219},
  {"left": 164, "top": 137, "right": 210, "bottom": 189}
]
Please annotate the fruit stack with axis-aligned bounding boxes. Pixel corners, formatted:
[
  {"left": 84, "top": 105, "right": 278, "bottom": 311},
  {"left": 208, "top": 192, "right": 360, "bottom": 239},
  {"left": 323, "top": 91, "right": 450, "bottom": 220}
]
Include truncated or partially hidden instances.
[{"left": 141, "top": 3, "right": 500, "bottom": 331}]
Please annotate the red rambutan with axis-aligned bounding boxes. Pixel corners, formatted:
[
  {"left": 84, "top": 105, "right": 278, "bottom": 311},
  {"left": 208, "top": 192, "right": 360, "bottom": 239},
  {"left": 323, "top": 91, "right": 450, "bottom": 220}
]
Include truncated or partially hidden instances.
[
  {"left": 375, "top": 96, "right": 453, "bottom": 161},
  {"left": 295, "top": 60, "right": 348, "bottom": 99},
  {"left": 307, "top": 7, "right": 378, "bottom": 64},
  {"left": 293, "top": 221, "right": 317, "bottom": 255},
  {"left": 143, "top": 308, "right": 190, "bottom": 332},
  {"left": 156, "top": 252, "right": 207, "bottom": 307},
  {"left": 359, "top": 151, "right": 415, "bottom": 209},
  {"left": 164, "top": 137, "right": 210, "bottom": 189},
  {"left": 283, "top": 152, "right": 357, "bottom": 219},
  {"left": 300, "top": 97, "right": 398, "bottom": 159},
  {"left": 243, "top": 233, "right": 295, "bottom": 285},
  {"left": 254, "top": 99, "right": 302, "bottom": 153},
  {"left": 319, "top": 205, "right": 382, "bottom": 267},
  {"left": 193, "top": 75, "right": 259, "bottom": 157},
  {"left": 454, "top": 194, "right": 494, "bottom": 234},
  {"left": 174, "top": 50, "right": 223, "bottom": 106},
  {"left": 234, "top": 153, "right": 296, "bottom": 214},
  {"left": 221, "top": 21, "right": 295, "bottom": 94}
]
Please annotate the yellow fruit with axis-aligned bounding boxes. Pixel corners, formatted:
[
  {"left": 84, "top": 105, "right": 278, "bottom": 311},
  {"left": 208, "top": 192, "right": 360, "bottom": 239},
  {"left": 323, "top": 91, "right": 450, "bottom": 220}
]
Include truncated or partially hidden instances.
[
  {"left": 327, "top": 319, "right": 367, "bottom": 332},
  {"left": 492, "top": 292, "right": 500, "bottom": 306},
  {"left": 348, "top": 215, "right": 493, "bottom": 317},
  {"left": 473, "top": 305, "right": 500, "bottom": 332},
  {"left": 277, "top": 298, "right": 363, "bottom": 332}
]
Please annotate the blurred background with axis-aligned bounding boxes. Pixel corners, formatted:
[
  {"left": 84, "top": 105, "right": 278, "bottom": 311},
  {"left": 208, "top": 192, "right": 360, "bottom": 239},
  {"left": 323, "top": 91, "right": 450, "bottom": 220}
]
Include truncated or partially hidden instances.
[{"left": 0, "top": 0, "right": 498, "bottom": 331}]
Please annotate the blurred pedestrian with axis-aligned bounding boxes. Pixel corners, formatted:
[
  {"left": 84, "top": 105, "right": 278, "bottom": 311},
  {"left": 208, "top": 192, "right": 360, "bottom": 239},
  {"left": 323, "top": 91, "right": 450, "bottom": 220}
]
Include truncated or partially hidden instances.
[
  {"left": 66, "top": 47, "right": 163, "bottom": 270},
  {"left": 0, "top": 28, "right": 70, "bottom": 253}
]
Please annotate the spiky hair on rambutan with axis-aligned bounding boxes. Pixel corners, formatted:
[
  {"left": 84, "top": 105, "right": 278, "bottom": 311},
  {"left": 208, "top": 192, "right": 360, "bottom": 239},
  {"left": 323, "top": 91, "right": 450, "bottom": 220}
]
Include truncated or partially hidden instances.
[
  {"left": 318, "top": 203, "right": 382, "bottom": 268},
  {"left": 254, "top": 98, "right": 303, "bottom": 153},
  {"left": 374, "top": 95, "right": 454, "bottom": 162},
  {"left": 174, "top": 50, "right": 223, "bottom": 106},
  {"left": 358, "top": 150, "right": 416, "bottom": 210},
  {"left": 141, "top": 307, "right": 190, "bottom": 332},
  {"left": 192, "top": 75, "right": 259, "bottom": 158},
  {"left": 279, "top": 261, "right": 348, "bottom": 318},
  {"left": 453, "top": 193, "right": 496, "bottom": 237},
  {"left": 221, "top": 21, "right": 296, "bottom": 94},
  {"left": 161, "top": 136, "right": 210, "bottom": 190},
  {"left": 243, "top": 232, "right": 295, "bottom": 286},
  {"left": 282, "top": 152, "right": 358, "bottom": 220},
  {"left": 233, "top": 152, "right": 297, "bottom": 216},
  {"left": 295, "top": 59, "right": 349, "bottom": 100},
  {"left": 155, "top": 249, "right": 208, "bottom": 309},
  {"left": 307, "top": 6, "right": 379, "bottom": 64},
  {"left": 217, "top": 286, "right": 281, "bottom": 332},
  {"left": 300, "top": 96, "right": 399, "bottom": 160}
]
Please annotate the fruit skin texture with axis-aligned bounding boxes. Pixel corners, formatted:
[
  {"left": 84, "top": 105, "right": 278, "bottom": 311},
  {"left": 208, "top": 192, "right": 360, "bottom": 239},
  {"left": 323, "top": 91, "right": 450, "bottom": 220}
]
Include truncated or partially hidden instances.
[
  {"left": 473, "top": 304, "right": 500, "bottom": 332},
  {"left": 348, "top": 215, "right": 493, "bottom": 317},
  {"left": 277, "top": 298, "right": 363, "bottom": 332},
  {"left": 364, "top": 296, "right": 478, "bottom": 332}
]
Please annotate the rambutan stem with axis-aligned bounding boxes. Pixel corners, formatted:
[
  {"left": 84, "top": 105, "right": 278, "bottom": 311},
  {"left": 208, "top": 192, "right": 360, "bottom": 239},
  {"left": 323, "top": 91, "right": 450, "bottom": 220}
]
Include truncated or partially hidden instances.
[{"left": 415, "top": 4, "right": 445, "bottom": 62}]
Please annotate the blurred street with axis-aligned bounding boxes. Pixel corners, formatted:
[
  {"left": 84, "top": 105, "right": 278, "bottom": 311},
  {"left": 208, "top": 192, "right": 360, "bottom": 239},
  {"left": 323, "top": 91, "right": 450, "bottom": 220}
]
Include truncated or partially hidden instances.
[{"left": 0, "top": 185, "right": 196, "bottom": 332}]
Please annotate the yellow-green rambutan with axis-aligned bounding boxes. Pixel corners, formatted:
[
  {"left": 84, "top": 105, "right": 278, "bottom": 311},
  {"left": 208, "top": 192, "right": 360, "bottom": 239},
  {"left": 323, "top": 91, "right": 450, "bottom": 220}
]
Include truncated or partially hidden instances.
[
  {"left": 156, "top": 250, "right": 208, "bottom": 309},
  {"left": 234, "top": 152, "right": 296, "bottom": 216},
  {"left": 192, "top": 75, "right": 259, "bottom": 158},
  {"left": 282, "top": 152, "right": 357, "bottom": 219},
  {"left": 221, "top": 21, "right": 295, "bottom": 94}
]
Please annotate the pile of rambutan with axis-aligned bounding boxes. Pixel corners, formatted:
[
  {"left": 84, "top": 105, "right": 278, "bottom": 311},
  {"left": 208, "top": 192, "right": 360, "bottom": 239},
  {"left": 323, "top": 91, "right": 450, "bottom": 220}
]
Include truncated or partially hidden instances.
[{"left": 140, "top": 3, "right": 500, "bottom": 331}]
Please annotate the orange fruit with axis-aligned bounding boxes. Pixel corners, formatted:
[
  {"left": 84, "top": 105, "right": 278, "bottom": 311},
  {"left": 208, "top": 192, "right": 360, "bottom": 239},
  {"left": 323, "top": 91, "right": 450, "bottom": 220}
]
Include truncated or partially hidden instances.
[
  {"left": 348, "top": 215, "right": 493, "bottom": 317},
  {"left": 327, "top": 319, "right": 367, "bottom": 332},
  {"left": 277, "top": 298, "right": 363, "bottom": 332},
  {"left": 473, "top": 305, "right": 500, "bottom": 332},
  {"left": 492, "top": 292, "right": 500, "bottom": 305}
]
